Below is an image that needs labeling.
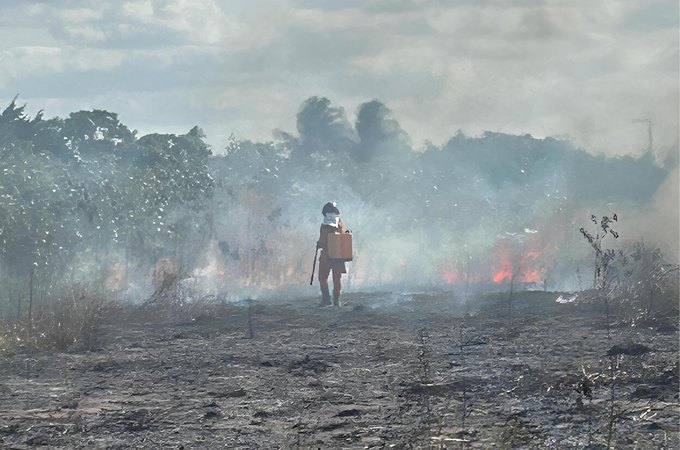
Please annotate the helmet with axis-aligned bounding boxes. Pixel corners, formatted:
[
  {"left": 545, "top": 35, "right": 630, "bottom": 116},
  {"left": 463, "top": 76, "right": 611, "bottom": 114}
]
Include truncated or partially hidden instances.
[{"left": 322, "top": 202, "right": 339, "bottom": 215}]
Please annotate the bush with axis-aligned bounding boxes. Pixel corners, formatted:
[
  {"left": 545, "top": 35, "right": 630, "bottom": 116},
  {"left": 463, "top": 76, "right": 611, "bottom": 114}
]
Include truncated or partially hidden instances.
[
  {"left": 607, "top": 241, "right": 679, "bottom": 321},
  {"left": 43, "top": 284, "right": 109, "bottom": 351},
  {"left": 0, "top": 284, "right": 110, "bottom": 354}
]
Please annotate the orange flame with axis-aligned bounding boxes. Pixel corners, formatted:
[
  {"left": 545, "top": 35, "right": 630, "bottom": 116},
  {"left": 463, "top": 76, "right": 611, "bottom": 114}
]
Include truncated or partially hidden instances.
[
  {"left": 491, "top": 249, "right": 542, "bottom": 284},
  {"left": 442, "top": 269, "right": 458, "bottom": 284},
  {"left": 439, "top": 246, "right": 545, "bottom": 286},
  {"left": 493, "top": 264, "right": 513, "bottom": 283},
  {"left": 522, "top": 268, "right": 542, "bottom": 283}
]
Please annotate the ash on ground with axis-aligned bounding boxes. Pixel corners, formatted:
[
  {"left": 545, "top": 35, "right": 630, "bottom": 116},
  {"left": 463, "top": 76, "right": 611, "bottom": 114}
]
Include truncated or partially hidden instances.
[{"left": 0, "top": 291, "right": 677, "bottom": 449}]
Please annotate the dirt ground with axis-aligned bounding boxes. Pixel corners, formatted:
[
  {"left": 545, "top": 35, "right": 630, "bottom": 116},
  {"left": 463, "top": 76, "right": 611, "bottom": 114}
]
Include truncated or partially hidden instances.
[{"left": 0, "top": 291, "right": 678, "bottom": 449}]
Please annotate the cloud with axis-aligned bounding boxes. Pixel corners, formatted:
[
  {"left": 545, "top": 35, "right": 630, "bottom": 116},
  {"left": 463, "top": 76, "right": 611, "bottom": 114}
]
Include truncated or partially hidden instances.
[
  {"left": 20, "top": 0, "right": 239, "bottom": 48},
  {"left": 0, "top": 0, "right": 676, "bottom": 155},
  {"left": 121, "top": 0, "right": 235, "bottom": 45},
  {"left": 0, "top": 46, "right": 132, "bottom": 90},
  {"left": 57, "top": 7, "right": 103, "bottom": 22}
]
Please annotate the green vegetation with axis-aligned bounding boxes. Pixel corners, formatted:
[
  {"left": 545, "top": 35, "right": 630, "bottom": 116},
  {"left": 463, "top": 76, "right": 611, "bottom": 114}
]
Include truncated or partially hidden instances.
[{"left": 0, "top": 95, "right": 675, "bottom": 330}]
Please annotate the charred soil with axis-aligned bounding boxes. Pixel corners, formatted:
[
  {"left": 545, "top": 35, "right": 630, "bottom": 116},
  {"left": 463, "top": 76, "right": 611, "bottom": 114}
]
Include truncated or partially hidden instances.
[{"left": 0, "top": 291, "right": 678, "bottom": 449}]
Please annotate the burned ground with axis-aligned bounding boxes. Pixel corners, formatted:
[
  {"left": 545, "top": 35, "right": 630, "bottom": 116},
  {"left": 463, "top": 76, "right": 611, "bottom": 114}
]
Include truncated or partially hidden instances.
[{"left": 0, "top": 291, "right": 678, "bottom": 449}]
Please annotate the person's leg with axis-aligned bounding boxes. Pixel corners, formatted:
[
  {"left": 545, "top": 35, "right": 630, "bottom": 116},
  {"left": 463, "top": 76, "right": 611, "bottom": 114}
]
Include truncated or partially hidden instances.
[
  {"left": 331, "top": 267, "right": 342, "bottom": 306},
  {"left": 317, "top": 255, "right": 331, "bottom": 306}
]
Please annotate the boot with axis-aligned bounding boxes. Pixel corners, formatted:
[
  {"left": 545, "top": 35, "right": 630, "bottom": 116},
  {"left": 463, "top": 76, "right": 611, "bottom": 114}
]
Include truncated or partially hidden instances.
[
  {"left": 318, "top": 292, "right": 331, "bottom": 307},
  {"left": 332, "top": 294, "right": 340, "bottom": 307}
]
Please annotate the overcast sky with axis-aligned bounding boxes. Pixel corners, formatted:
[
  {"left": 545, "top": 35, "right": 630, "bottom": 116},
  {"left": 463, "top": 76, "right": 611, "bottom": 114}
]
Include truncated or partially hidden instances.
[{"left": 0, "top": 0, "right": 677, "bottom": 156}]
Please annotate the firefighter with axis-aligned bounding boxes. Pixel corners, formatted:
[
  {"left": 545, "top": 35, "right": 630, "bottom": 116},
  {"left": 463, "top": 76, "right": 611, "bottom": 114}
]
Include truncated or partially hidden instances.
[{"left": 316, "top": 202, "right": 346, "bottom": 306}]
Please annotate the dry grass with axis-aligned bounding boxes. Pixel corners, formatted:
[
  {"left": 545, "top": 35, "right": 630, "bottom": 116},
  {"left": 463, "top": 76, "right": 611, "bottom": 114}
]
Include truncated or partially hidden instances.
[{"left": 0, "top": 284, "right": 111, "bottom": 354}]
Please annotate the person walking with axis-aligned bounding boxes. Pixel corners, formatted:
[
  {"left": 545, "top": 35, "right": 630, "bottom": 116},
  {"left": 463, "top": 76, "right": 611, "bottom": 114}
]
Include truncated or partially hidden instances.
[{"left": 316, "top": 202, "right": 346, "bottom": 306}]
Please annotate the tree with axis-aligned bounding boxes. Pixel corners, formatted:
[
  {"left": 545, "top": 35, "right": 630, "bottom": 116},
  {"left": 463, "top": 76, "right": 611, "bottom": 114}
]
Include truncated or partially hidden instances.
[
  {"left": 124, "top": 128, "right": 214, "bottom": 266},
  {"left": 579, "top": 214, "right": 619, "bottom": 291},
  {"left": 61, "top": 109, "right": 136, "bottom": 159},
  {"left": 291, "top": 96, "right": 357, "bottom": 161},
  {"left": 354, "top": 100, "right": 410, "bottom": 162}
]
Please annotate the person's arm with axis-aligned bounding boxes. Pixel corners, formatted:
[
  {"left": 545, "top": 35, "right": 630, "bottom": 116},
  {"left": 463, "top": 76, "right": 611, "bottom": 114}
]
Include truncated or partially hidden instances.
[
  {"left": 316, "top": 225, "right": 324, "bottom": 249},
  {"left": 338, "top": 218, "right": 345, "bottom": 233}
]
